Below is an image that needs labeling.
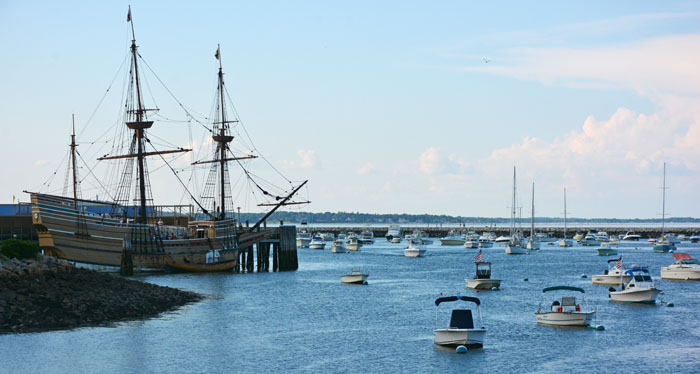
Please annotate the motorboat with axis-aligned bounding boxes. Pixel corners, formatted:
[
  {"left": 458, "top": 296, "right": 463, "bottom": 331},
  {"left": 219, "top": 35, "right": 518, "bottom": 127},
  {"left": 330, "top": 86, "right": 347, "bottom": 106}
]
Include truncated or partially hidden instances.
[
  {"left": 385, "top": 225, "right": 401, "bottom": 242},
  {"left": 689, "top": 233, "right": 700, "bottom": 243},
  {"left": 359, "top": 229, "right": 375, "bottom": 245},
  {"left": 433, "top": 296, "right": 486, "bottom": 349},
  {"left": 653, "top": 236, "right": 675, "bottom": 253},
  {"left": 440, "top": 230, "right": 466, "bottom": 246},
  {"left": 346, "top": 234, "right": 362, "bottom": 251},
  {"left": 535, "top": 286, "right": 595, "bottom": 327},
  {"left": 665, "top": 233, "right": 681, "bottom": 245},
  {"left": 309, "top": 236, "right": 325, "bottom": 250},
  {"left": 609, "top": 267, "right": 661, "bottom": 304},
  {"left": 622, "top": 231, "right": 641, "bottom": 241},
  {"left": 661, "top": 252, "right": 700, "bottom": 280},
  {"left": 596, "top": 242, "right": 618, "bottom": 256},
  {"left": 320, "top": 232, "right": 335, "bottom": 241},
  {"left": 581, "top": 232, "right": 600, "bottom": 247},
  {"left": 608, "top": 235, "right": 620, "bottom": 245},
  {"left": 465, "top": 260, "right": 501, "bottom": 290},
  {"left": 391, "top": 236, "right": 402, "bottom": 243},
  {"left": 592, "top": 257, "right": 631, "bottom": 285},
  {"left": 505, "top": 232, "right": 527, "bottom": 254},
  {"left": 404, "top": 239, "right": 427, "bottom": 257},
  {"left": 411, "top": 230, "right": 433, "bottom": 245},
  {"left": 494, "top": 235, "right": 511, "bottom": 244},
  {"left": 296, "top": 230, "right": 311, "bottom": 248},
  {"left": 558, "top": 238, "right": 573, "bottom": 247},
  {"left": 464, "top": 232, "right": 479, "bottom": 249},
  {"left": 478, "top": 235, "right": 493, "bottom": 248},
  {"left": 535, "top": 232, "right": 556, "bottom": 243},
  {"left": 594, "top": 231, "right": 610, "bottom": 242},
  {"left": 572, "top": 232, "right": 584, "bottom": 241},
  {"left": 526, "top": 238, "right": 541, "bottom": 250},
  {"left": 331, "top": 239, "right": 347, "bottom": 253},
  {"left": 341, "top": 268, "right": 368, "bottom": 284}
]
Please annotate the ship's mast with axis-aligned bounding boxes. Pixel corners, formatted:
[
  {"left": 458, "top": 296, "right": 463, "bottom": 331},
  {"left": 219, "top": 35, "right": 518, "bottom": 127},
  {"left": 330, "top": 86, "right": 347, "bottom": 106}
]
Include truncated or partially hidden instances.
[
  {"left": 70, "top": 114, "right": 79, "bottom": 209},
  {"left": 530, "top": 182, "right": 535, "bottom": 240},
  {"left": 563, "top": 188, "right": 567, "bottom": 239},
  {"left": 510, "top": 166, "right": 516, "bottom": 237},
  {"left": 661, "top": 162, "right": 666, "bottom": 237},
  {"left": 215, "top": 45, "right": 231, "bottom": 218},
  {"left": 129, "top": 7, "right": 149, "bottom": 223}
]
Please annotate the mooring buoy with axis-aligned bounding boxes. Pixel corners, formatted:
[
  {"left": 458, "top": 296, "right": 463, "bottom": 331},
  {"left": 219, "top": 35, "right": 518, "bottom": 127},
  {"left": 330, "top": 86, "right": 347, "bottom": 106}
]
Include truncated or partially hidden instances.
[{"left": 456, "top": 345, "right": 468, "bottom": 354}]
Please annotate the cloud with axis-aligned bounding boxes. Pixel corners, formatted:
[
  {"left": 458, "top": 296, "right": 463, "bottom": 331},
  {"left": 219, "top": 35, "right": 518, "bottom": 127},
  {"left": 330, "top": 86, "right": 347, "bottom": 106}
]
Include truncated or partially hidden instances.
[
  {"left": 284, "top": 149, "right": 317, "bottom": 169},
  {"left": 357, "top": 162, "right": 375, "bottom": 175},
  {"left": 419, "top": 147, "right": 443, "bottom": 174}
]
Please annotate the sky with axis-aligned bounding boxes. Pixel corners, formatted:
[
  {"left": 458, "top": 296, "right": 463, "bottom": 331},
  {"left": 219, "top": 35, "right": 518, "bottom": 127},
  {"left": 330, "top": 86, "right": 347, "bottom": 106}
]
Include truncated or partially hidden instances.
[{"left": 1, "top": 1, "right": 700, "bottom": 219}]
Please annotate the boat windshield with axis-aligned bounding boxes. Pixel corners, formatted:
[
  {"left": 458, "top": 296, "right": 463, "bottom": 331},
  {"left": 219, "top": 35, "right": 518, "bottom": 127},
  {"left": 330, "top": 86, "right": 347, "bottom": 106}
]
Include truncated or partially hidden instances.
[{"left": 634, "top": 274, "right": 652, "bottom": 282}]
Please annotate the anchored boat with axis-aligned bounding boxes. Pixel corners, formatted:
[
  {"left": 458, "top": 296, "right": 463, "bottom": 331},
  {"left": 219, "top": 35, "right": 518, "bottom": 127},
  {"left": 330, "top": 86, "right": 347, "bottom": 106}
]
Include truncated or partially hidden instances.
[
  {"left": 592, "top": 257, "right": 631, "bottom": 285},
  {"left": 465, "top": 252, "right": 501, "bottom": 290},
  {"left": 609, "top": 267, "right": 661, "bottom": 304},
  {"left": 535, "top": 286, "right": 595, "bottom": 327},
  {"left": 661, "top": 252, "right": 700, "bottom": 280},
  {"left": 433, "top": 296, "right": 486, "bottom": 349}
]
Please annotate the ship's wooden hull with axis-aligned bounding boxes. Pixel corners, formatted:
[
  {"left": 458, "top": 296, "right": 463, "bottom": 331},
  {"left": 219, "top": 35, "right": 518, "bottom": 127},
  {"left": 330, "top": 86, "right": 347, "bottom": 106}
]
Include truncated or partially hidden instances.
[{"left": 30, "top": 193, "right": 244, "bottom": 272}]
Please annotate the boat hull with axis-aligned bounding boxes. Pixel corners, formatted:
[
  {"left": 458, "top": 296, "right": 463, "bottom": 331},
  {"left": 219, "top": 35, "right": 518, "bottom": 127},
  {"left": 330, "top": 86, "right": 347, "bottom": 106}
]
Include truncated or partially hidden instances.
[
  {"left": 465, "top": 279, "right": 501, "bottom": 290},
  {"left": 660, "top": 267, "right": 700, "bottom": 281},
  {"left": 296, "top": 238, "right": 311, "bottom": 248},
  {"left": 309, "top": 243, "right": 325, "bottom": 250},
  {"left": 596, "top": 249, "right": 618, "bottom": 256},
  {"left": 391, "top": 237, "right": 402, "bottom": 243},
  {"left": 433, "top": 328, "right": 486, "bottom": 349},
  {"left": 441, "top": 239, "right": 465, "bottom": 246},
  {"left": 592, "top": 274, "right": 632, "bottom": 285},
  {"left": 341, "top": 274, "right": 368, "bottom": 284},
  {"left": 610, "top": 288, "right": 660, "bottom": 304},
  {"left": 505, "top": 244, "right": 527, "bottom": 254},
  {"left": 404, "top": 248, "right": 426, "bottom": 257},
  {"left": 346, "top": 243, "right": 361, "bottom": 251},
  {"left": 559, "top": 239, "right": 573, "bottom": 247},
  {"left": 653, "top": 244, "right": 673, "bottom": 253},
  {"left": 535, "top": 311, "right": 594, "bottom": 326},
  {"left": 331, "top": 245, "right": 347, "bottom": 253}
]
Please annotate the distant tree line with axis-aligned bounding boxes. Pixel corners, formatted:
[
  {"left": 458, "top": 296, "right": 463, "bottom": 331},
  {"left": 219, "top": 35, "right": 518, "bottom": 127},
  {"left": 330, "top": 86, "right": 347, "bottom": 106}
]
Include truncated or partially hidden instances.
[{"left": 236, "top": 211, "right": 699, "bottom": 225}]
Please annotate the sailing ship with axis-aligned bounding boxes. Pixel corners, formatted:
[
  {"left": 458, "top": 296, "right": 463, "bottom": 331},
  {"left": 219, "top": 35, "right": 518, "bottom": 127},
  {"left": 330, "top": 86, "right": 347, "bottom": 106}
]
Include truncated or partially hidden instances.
[
  {"left": 505, "top": 167, "right": 527, "bottom": 254},
  {"left": 28, "top": 8, "right": 306, "bottom": 272}
]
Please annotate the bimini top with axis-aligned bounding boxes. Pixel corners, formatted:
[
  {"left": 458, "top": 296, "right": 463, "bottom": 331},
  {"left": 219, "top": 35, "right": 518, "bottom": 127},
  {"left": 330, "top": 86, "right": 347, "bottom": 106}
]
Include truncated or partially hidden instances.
[
  {"left": 542, "top": 286, "right": 585, "bottom": 293},
  {"left": 625, "top": 267, "right": 650, "bottom": 275},
  {"left": 607, "top": 256, "right": 622, "bottom": 264},
  {"left": 435, "top": 295, "right": 481, "bottom": 306},
  {"left": 673, "top": 252, "right": 693, "bottom": 261}
]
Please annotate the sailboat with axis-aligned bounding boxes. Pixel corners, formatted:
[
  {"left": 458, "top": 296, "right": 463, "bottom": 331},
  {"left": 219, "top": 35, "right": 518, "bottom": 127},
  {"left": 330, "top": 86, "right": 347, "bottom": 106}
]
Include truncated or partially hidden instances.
[
  {"left": 653, "top": 163, "right": 674, "bottom": 253},
  {"left": 505, "top": 167, "right": 527, "bottom": 254},
  {"left": 526, "top": 182, "right": 540, "bottom": 250},
  {"left": 27, "top": 8, "right": 306, "bottom": 272},
  {"left": 558, "top": 188, "right": 573, "bottom": 247}
]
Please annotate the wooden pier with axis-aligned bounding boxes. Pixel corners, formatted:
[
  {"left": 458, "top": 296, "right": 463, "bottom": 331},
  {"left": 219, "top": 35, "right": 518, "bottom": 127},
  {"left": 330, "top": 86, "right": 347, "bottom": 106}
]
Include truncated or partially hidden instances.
[{"left": 238, "top": 224, "right": 298, "bottom": 273}]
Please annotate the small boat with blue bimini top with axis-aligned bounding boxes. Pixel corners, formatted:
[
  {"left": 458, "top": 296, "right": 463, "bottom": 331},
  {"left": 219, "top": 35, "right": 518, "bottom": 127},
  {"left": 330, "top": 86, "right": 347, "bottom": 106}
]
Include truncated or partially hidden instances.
[
  {"left": 433, "top": 296, "right": 487, "bottom": 349},
  {"left": 609, "top": 267, "right": 661, "bottom": 304},
  {"left": 535, "top": 286, "right": 596, "bottom": 327}
]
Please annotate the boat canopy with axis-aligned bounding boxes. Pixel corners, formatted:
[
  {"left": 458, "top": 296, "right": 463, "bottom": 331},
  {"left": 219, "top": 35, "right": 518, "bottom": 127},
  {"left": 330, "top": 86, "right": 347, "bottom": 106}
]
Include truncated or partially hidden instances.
[
  {"left": 625, "top": 267, "right": 650, "bottom": 275},
  {"left": 435, "top": 295, "right": 481, "bottom": 306},
  {"left": 542, "top": 286, "right": 585, "bottom": 293},
  {"left": 607, "top": 256, "right": 622, "bottom": 263},
  {"left": 673, "top": 252, "right": 692, "bottom": 261}
]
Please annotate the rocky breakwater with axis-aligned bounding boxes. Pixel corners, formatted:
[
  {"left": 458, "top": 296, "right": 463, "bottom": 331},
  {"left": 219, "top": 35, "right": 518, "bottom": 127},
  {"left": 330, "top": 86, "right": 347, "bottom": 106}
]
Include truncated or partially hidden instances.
[{"left": 0, "top": 255, "right": 202, "bottom": 334}]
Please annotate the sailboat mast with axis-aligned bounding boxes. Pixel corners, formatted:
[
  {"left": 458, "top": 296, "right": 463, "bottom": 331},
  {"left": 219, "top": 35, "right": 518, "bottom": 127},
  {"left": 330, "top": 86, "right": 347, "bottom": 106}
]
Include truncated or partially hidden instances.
[
  {"left": 128, "top": 6, "right": 148, "bottom": 223},
  {"left": 661, "top": 162, "right": 666, "bottom": 237},
  {"left": 530, "top": 182, "right": 535, "bottom": 239},
  {"left": 510, "top": 166, "right": 516, "bottom": 237},
  {"left": 563, "top": 188, "right": 567, "bottom": 239},
  {"left": 70, "top": 114, "right": 78, "bottom": 209},
  {"left": 217, "top": 45, "right": 227, "bottom": 218}
]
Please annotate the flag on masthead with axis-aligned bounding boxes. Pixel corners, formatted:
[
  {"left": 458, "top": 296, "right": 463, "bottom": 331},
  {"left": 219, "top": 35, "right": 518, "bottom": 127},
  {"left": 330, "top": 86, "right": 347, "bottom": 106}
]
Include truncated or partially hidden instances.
[
  {"left": 215, "top": 46, "right": 220, "bottom": 60},
  {"left": 127, "top": 6, "right": 131, "bottom": 22}
]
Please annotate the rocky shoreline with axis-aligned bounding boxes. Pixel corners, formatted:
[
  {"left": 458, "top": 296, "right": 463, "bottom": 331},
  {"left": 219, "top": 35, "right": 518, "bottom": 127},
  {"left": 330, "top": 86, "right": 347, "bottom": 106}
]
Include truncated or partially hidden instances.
[{"left": 0, "top": 255, "right": 202, "bottom": 334}]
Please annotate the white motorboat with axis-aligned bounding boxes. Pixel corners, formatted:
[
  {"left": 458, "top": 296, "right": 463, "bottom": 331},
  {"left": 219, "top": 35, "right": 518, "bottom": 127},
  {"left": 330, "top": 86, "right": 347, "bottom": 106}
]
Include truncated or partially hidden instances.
[
  {"left": 558, "top": 238, "right": 573, "bottom": 247},
  {"left": 535, "top": 286, "right": 595, "bottom": 327},
  {"left": 596, "top": 242, "right": 618, "bottom": 256},
  {"left": 477, "top": 236, "right": 493, "bottom": 248},
  {"left": 320, "top": 232, "right": 335, "bottom": 241},
  {"left": 494, "top": 235, "right": 511, "bottom": 244},
  {"left": 463, "top": 232, "right": 479, "bottom": 249},
  {"left": 309, "top": 236, "right": 325, "bottom": 250},
  {"left": 689, "top": 233, "right": 700, "bottom": 243},
  {"left": 433, "top": 296, "right": 486, "bottom": 349},
  {"left": 592, "top": 257, "right": 631, "bottom": 285},
  {"left": 331, "top": 239, "right": 347, "bottom": 253},
  {"left": 661, "top": 252, "right": 700, "bottom": 280},
  {"left": 346, "top": 235, "right": 362, "bottom": 251},
  {"left": 359, "top": 229, "right": 375, "bottom": 245},
  {"left": 341, "top": 268, "right": 369, "bottom": 284},
  {"left": 404, "top": 239, "right": 427, "bottom": 257},
  {"left": 581, "top": 232, "right": 600, "bottom": 246},
  {"left": 609, "top": 267, "right": 661, "bottom": 304},
  {"left": 441, "top": 230, "right": 466, "bottom": 246},
  {"left": 391, "top": 236, "right": 402, "bottom": 243},
  {"left": 411, "top": 230, "right": 433, "bottom": 245},
  {"left": 594, "top": 231, "right": 610, "bottom": 242},
  {"left": 296, "top": 230, "right": 311, "bottom": 248},
  {"left": 385, "top": 225, "right": 401, "bottom": 242},
  {"left": 465, "top": 256, "right": 501, "bottom": 290},
  {"left": 622, "top": 231, "right": 641, "bottom": 241}
]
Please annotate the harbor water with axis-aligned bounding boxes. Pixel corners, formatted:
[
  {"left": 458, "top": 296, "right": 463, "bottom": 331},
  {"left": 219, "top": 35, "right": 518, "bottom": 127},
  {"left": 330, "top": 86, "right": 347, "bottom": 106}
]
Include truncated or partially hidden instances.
[{"left": 2, "top": 240, "right": 699, "bottom": 373}]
